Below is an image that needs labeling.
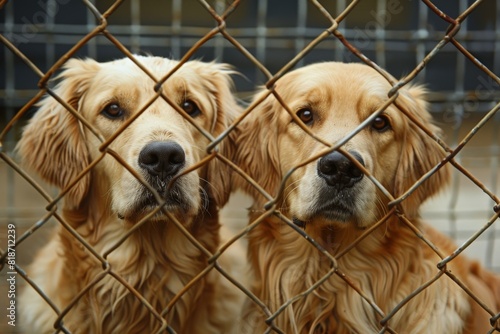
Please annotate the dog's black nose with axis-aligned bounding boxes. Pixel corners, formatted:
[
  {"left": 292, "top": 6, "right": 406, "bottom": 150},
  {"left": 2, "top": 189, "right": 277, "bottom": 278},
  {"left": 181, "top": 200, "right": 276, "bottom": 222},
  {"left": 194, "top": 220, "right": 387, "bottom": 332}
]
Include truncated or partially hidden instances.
[
  {"left": 139, "top": 141, "right": 185, "bottom": 180},
  {"left": 317, "top": 151, "right": 364, "bottom": 188}
]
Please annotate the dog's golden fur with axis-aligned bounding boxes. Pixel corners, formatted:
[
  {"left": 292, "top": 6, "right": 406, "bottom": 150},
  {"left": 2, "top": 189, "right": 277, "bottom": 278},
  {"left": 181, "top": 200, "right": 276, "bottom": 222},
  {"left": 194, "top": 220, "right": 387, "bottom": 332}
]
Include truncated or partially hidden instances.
[
  {"left": 18, "top": 56, "right": 241, "bottom": 333},
  {"left": 234, "top": 62, "right": 500, "bottom": 333}
]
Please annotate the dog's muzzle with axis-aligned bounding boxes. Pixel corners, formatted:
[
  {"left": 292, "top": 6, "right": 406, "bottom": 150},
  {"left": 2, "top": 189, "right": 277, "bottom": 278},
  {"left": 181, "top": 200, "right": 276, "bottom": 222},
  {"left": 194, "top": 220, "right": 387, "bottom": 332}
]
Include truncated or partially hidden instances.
[{"left": 291, "top": 150, "right": 366, "bottom": 228}]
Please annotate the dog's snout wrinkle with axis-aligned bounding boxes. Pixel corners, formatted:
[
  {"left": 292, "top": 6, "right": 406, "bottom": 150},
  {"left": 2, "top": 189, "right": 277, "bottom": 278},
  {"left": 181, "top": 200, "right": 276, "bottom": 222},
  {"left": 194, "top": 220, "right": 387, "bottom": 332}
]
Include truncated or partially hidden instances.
[
  {"left": 139, "top": 141, "right": 185, "bottom": 180},
  {"left": 318, "top": 151, "right": 364, "bottom": 189}
]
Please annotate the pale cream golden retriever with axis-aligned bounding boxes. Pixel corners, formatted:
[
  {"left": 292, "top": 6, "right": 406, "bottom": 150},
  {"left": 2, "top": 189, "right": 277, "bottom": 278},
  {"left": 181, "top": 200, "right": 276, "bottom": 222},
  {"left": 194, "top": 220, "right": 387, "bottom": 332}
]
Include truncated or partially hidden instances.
[
  {"left": 18, "top": 56, "right": 242, "bottom": 333},
  {"left": 234, "top": 62, "right": 500, "bottom": 333}
]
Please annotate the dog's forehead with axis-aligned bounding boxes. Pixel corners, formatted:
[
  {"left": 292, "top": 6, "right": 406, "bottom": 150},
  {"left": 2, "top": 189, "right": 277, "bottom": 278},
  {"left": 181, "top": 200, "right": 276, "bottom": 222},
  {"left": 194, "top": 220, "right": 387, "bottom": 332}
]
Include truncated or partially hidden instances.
[
  {"left": 94, "top": 56, "right": 210, "bottom": 85},
  {"left": 87, "top": 57, "right": 218, "bottom": 100},
  {"left": 275, "top": 63, "right": 391, "bottom": 123},
  {"left": 282, "top": 63, "right": 390, "bottom": 101}
]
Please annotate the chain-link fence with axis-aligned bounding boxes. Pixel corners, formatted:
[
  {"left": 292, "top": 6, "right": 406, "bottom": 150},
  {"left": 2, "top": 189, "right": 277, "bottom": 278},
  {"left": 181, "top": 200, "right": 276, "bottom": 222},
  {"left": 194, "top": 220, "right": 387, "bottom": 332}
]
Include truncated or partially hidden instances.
[{"left": 1, "top": 0, "right": 499, "bottom": 333}]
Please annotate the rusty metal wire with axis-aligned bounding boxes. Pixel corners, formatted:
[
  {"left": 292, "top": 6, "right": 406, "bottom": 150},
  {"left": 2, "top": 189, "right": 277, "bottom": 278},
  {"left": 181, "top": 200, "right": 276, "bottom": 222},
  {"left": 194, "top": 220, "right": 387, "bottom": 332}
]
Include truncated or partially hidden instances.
[{"left": 1, "top": 0, "right": 499, "bottom": 333}]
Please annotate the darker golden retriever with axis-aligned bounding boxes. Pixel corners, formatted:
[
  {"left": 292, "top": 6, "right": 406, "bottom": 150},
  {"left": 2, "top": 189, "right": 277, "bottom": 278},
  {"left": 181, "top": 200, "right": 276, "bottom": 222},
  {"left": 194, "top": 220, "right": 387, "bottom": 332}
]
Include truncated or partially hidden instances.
[
  {"left": 234, "top": 62, "right": 500, "bottom": 333},
  {"left": 18, "top": 56, "right": 242, "bottom": 333}
]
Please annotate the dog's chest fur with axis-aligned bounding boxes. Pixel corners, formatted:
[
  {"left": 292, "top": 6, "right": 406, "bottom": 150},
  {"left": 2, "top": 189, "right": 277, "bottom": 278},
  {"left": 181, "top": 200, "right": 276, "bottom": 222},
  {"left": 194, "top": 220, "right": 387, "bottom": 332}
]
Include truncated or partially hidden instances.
[{"left": 245, "top": 218, "right": 470, "bottom": 334}]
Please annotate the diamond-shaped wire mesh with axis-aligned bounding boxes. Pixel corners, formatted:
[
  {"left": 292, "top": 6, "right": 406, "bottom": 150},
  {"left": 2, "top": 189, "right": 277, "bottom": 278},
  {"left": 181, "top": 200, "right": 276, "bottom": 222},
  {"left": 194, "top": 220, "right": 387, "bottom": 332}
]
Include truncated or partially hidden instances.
[{"left": 1, "top": 1, "right": 499, "bottom": 333}]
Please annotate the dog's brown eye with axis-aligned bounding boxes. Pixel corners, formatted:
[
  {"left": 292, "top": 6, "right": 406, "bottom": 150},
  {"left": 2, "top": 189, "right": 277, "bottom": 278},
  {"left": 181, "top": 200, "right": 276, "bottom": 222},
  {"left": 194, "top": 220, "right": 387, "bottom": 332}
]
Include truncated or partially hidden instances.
[
  {"left": 372, "top": 115, "right": 391, "bottom": 132},
  {"left": 296, "top": 109, "right": 314, "bottom": 125},
  {"left": 102, "top": 103, "right": 124, "bottom": 119},
  {"left": 182, "top": 100, "right": 201, "bottom": 117}
]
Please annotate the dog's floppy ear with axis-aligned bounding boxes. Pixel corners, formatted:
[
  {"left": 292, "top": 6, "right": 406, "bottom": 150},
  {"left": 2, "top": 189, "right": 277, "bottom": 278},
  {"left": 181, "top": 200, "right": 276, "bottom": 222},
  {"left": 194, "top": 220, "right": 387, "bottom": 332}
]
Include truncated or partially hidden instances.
[
  {"left": 233, "top": 92, "right": 281, "bottom": 205},
  {"left": 394, "top": 86, "right": 450, "bottom": 217},
  {"left": 16, "top": 58, "right": 100, "bottom": 209},
  {"left": 203, "top": 64, "right": 241, "bottom": 207}
]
